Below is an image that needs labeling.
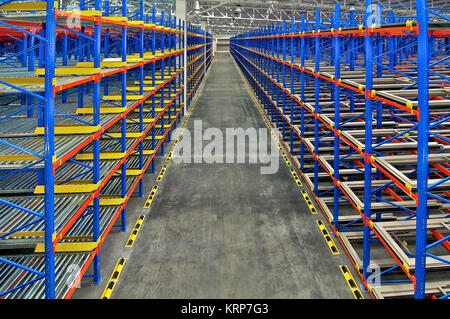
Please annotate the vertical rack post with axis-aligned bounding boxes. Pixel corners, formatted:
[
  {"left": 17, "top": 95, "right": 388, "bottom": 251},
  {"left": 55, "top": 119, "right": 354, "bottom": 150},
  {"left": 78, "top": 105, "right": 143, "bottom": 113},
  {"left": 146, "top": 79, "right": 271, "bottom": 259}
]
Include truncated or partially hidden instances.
[
  {"left": 92, "top": 0, "right": 102, "bottom": 285},
  {"left": 313, "top": 9, "right": 320, "bottom": 197},
  {"left": 120, "top": 0, "right": 128, "bottom": 232},
  {"left": 333, "top": 2, "right": 341, "bottom": 230},
  {"left": 282, "top": 20, "right": 287, "bottom": 141},
  {"left": 44, "top": 0, "right": 56, "bottom": 299},
  {"left": 138, "top": 0, "right": 145, "bottom": 198},
  {"left": 362, "top": 0, "right": 374, "bottom": 289},
  {"left": 300, "top": 14, "right": 305, "bottom": 173},
  {"left": 415, "top": 0, "right": 430, "bottom": 300},
  {"left": 290, "top": 17, "right": 295, "bottom": 155}
]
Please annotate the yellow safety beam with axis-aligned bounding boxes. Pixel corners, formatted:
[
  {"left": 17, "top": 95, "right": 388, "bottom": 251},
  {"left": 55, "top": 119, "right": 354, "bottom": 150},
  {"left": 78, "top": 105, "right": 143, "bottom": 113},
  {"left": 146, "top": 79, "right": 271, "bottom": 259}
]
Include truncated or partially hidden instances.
[
  {"left": 145, "top": 99, "right": 173, "bottom": 104},
  {"left": 144, "top": 135, "right": 164, "bottom": 140},
  {"left": 143, "top": 79, "right": 166, "bottom": 85},
  {"left": 106, "top": 132, "right": 143, "bottom": 139},
  {"left": 126, "top": 118, "right": 155, "bottom": 124},
  {"left": 126, "top": 86, "right": 154, "bottom": 92},
  {"left": 88, "top": 196, "right": 125, "bottom": 206},
  {"left": 103, "top": 95, "right": 144, "bottom": 101},
  {"left": 0, "top": 154, "right": 41, "bottom": 161},
  {"left": 34, "top": 125, "right": 100, "bottom": 135},
  {"left": 76, "top": 107, "right": 126, "bottom": 114},
  {"left": 0, "top": 1, "right": 57, "bottom": 11},
  {"left": 118, "top": 168, "right": 143, "bottom": 176},
  {"left": 63, "top": 10, "right": 102, "bottom": 16},
  {"left": 34, "top": 181, "right": 100, "bottom": 194},
  {"left": 0, "top": 231, "right": 44, "bottom": 238},
  {"left": 76, "top": 61, "right": 127, "bottom": 68},
  {"left": 0, "top": 77, "right": 45, "bottom": 85},
  {"left": 142, "top": 150, "right": 155, "bottom": 155},
  {"left": 127, "top": 57, "right": 144, "bottom": 63},
  {"left": 75, "top": 152, "right": 126, "bottom": 160},
  {"left": 105, "top": 16, "right": 128, "bottom": 21},
  {"left": 35, "top": 240, "right": 100, "bottom": 253},
  {"left": 35, "top": 67, "right": 101, "bottom": 75}
]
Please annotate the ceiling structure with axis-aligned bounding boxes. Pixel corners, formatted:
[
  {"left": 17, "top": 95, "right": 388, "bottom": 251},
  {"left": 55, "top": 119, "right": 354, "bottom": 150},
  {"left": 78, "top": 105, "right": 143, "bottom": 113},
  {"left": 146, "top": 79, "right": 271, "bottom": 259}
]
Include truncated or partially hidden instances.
[
  {"left": 186, "top": 0, "right": 450, "bottom": 37},
  {"left": 57, "top": 0, "right": 450, "bottom": 37}
]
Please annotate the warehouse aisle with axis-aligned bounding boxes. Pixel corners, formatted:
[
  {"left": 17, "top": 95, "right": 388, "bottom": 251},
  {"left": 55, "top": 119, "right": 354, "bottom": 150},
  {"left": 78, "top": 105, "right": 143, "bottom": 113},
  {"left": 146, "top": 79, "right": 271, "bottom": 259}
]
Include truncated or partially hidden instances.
[{"left": 110, "top": 53, "right": 355, "bottom": 298}]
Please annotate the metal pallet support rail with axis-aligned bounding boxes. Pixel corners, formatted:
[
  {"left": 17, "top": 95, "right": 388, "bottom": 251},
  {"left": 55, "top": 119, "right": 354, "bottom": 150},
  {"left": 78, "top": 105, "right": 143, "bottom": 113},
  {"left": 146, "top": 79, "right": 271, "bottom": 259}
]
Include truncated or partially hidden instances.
[
  {"left": 0, "top": 0, "right": 213, "bottom": 299},
  {"left": 231, "top": 0, "right": 449, "bottom": 299}
]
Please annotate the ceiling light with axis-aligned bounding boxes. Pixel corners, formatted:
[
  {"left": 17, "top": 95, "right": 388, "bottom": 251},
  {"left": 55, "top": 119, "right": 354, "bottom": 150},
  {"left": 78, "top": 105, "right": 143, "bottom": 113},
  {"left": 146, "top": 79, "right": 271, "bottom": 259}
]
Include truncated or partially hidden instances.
[{"left": 194, "top": 0, "right": 201, "bottom": 11}]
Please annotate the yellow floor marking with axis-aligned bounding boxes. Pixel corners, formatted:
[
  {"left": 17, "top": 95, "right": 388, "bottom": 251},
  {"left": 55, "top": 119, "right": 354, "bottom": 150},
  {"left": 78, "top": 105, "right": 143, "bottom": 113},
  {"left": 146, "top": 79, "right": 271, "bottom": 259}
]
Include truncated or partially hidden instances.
[
  {"left": 156, "top": 165, "right": 167, "bottom": 182},
  {"left": 316, "top": 220, "right": 340, "bottom": 255},
  {"left": 165, "top": 150, "right": 173, "bottom": 162},
  {"left": 283, "top": 153, "right": 292, "bottom": 166},
  {"left": 101, "top": 258, "right": 126, "bottom": 299},
  {"left": 339, "top": 265, "right": 365, "bottom": 299},
  {"left": 289, "top": 168, "right": 303, "bottom": 187},
  {"left": 301, "top": 190, "right": 318, "bottom": 214},
  {"left": 125, "top": 215, "right": 145, "bottom": 248},
  {"left": 144, "top": 186, "right": 158, "bottom": 209}
]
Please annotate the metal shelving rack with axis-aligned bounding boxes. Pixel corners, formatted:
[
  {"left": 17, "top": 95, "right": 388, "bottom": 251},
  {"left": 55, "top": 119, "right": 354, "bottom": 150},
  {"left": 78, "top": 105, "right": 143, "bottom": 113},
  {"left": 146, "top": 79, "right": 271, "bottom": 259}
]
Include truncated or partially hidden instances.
[
  {"left": 186, "top": 25, "right": 212, "bottom": 105},
  {"left": 0, "top": 0, "right": 212, "bottom": 299},
  {"left": 231, "top": 0, "right": 449, "bottom": 299}
]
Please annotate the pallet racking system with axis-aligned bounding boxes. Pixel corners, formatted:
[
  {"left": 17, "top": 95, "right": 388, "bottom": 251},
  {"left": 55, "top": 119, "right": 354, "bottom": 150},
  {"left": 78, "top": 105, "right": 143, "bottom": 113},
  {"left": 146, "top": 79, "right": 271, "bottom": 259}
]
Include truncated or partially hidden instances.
[
  {"left": 0, "top": 0, "right": 212, "bottom": 299},
  {"left": 186, "top": 25, "right": 213, "bottom": 106},
  {"left": 231, "top": 0, "right": 449, "bottom": 299}
]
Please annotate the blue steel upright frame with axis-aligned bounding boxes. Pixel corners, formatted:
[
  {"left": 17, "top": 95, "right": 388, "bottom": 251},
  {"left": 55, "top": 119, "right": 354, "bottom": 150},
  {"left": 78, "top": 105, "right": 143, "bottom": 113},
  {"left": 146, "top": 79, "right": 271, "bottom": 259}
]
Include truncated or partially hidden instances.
[
  {"left": 231, "top": 0, "right": 450, "bottom": 299},
  {"left": 0, "top": 0, "right": 212, "bottom": 299}
]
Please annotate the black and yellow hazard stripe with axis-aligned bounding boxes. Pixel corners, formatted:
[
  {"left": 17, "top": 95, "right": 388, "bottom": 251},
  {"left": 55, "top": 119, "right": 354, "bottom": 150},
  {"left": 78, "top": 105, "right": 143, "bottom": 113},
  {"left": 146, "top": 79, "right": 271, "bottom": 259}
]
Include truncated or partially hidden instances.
[
  {"left": 282, "top": 153, "right": 291, "bottom": 166},
  {"left": 165, "top": 150, "right": 173, "bottom": 162},
  {"left": 144, "top": 186, "right": 158, "bottom": 209},
  {"left": 339, "top": 265, "right": 364, "bottom": 299},
  {"left": 101, "top": 258, "right": 126, "bottom": 299},
  {"left": 156, "top": 165, "right": 167, "bottom": 182},
  {"left": 301, "top": 190, "right": 318, "bottom": 214},
  {"left": 277, "top": 142, "right": 283, "bottom": 152},
  {"left": 125, "top": 215, "right": 145, "bottom": 248},
  {"left": 316, "top": 220, "right": 340, "bottom": 255},
  {"left": 290, "top": 168, "right": 303, "bottom": 187}
]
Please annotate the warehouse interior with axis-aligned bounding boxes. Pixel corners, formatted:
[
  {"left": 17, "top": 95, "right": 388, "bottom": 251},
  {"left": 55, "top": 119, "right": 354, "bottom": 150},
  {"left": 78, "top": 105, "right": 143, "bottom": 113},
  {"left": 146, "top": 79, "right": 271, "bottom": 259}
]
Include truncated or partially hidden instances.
[{"left": 0, "top": 0, "right": 449, "bottom": 301}]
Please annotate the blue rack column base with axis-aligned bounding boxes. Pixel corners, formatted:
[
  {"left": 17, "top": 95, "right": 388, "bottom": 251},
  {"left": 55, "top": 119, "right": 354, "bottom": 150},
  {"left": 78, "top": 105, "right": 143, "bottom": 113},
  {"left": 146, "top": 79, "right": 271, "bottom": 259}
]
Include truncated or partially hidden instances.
[
  {"left": 121, "top": 208, "right": 127, "bottom": 233},
  {"left": 138, "top": 181, "right": 144, "bottom": 198},
  {"left": 92, "top": 254, "right": 101, "bottom": 285},
  {"left": 151, "top": 159, "right": 155, "bottom": 174}
]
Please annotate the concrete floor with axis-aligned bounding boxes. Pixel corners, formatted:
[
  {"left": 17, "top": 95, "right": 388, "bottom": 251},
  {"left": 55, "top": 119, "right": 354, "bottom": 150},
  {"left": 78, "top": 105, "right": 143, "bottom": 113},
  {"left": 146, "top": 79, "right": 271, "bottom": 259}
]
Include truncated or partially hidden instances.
[{"left": 73, "top": 52, "right": 360, "bottom": 299}]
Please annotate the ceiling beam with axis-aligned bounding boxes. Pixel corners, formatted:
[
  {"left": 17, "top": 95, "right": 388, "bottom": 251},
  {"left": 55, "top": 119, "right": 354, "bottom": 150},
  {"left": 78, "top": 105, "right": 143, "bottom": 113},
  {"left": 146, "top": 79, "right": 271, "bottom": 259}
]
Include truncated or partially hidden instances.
[{"left": 190, "top": 0, "right": 233, "bottom": 18}]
